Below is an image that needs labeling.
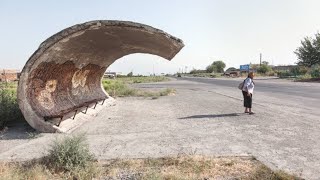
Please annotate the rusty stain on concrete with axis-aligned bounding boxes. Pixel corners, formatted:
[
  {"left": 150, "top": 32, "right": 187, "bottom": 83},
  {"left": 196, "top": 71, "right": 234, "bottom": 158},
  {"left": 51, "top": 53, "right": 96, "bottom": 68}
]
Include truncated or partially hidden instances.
[
  {"left": 18, "top": 20, "right": 184, "bottom": 132},
  {"left": 36, "top": 79, "right": 57, "bottom": 110},
  {"left": 72, "top": 69, "right": 90, "bottom": 95}
]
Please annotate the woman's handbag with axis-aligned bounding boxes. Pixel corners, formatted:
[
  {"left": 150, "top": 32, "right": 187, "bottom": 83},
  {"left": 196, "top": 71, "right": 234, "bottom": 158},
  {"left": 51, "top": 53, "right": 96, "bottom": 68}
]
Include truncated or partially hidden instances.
[{"left": 238, "top": 78, "right": 247, "bottom": 90}]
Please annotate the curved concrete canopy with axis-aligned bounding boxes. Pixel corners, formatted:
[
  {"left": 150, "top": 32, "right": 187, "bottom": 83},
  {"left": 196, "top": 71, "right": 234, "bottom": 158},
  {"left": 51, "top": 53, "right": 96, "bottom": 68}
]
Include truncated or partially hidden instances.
[{"left": 18, "top": 20, "right": 184, "bottom": 132}]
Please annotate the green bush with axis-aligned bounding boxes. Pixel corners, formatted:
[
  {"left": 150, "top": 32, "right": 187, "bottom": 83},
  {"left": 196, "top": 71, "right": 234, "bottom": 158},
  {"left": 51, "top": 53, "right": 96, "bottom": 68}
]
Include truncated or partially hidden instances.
[
  {"left": 127, "top": 72, "right": 133, "bottom": 77},
  {"left": 298, "top": 66, "right": 308, "bottom": 75},
  {"left": 0, "top": 134, "right": 100, "bottom": 179},
  {"left": 102, "top": 80, "right": 136, "bottom": 97},
  {"left": 257, "top": 64, "right": 272, "bottom": 74},
  {"left": 210, "top": 74, "right": 217, "bottom": 78},
  {"left": 110, "top": 76, "right": 169, "bottom": 84},
  {"left": 46, "top": 134, "right": 94, "bottom": 172},
  {"left": 311, "top": 65, "right": 320, "bottom": 78},
  {"left": 206, "top": 61, "right": 226, "bottom": 73},
  {"left": 294, "top": 74, "right": 312, "bottom": 81},
  {"left": 190, "top": 69, "right": 206, "bottom": 74},
  {"left": 159, "top": 88, "right": 175, "bottom": 96},
  {"left": 277, "top": 71, "right": 294, "bottom": 78},
  {"left": 289, "top": 66, "right": 309, "bottom": 76},
  {"left": 102, "top": 78, "right": 174, "bottom": 98},
  {"left": 0, "top": 87, "right": 24, "bottom": 129},
  {"left": 266, "top": 71, "right": 275, "bottom": 76}
]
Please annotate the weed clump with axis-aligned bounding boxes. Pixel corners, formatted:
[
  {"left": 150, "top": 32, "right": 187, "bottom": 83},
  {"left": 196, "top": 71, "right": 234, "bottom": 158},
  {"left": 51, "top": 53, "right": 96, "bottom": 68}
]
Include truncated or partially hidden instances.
[
  {"left": 103, "top": 78, "right": 175, "bottom": 98},
  {"left": 46, "top": 134, "right": 94, "bottom": 172},
  {"left": 0, "top": 134, "right": 100, "bottom": 179},
  {"left": 0, "top": 85, "right": 24, "bottom": 129},
  {"left": 103, "top": 80, "right": 136, "bottom": 97}
]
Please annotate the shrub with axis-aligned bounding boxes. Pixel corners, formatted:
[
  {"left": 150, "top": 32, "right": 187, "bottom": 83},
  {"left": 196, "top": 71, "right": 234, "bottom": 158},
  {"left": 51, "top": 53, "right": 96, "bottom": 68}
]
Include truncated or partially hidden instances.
[
  {"left": 127, "top": 72, "right": 133, "bottom": 77},
  {"left": 267, "top": 71, "right": 275, "bottom": 76},
  {"left": 295, "top": 73, "right": 312, "bottom": 81},
  {"left": 310, "top": 64, "right": 320, "bottom": 78},
  {"left": 206, "top": 61, "right": 227, "bottom": 73},
  {"left": 102, "top": 78, "right": 174, "bottom": 98},
  {"left": 277, "top": 71, "right": 294, "bottom": 78},
  {"left": 290, "top": 66, "right": 309, "bottom": 76},
  {"left": 257, "top": 64, "right": 272, "bottom": 74},
  {"left": 190, "top": 69, "right": 206, "bottom": 74},
  {"left": 210, "top": 74, "right": 217, "bottom": 78},
  {"left": 46, "top": 134, "right": 94, "bottom": 172},
  {"left": 298, "top": 66, "right": 309, "bottom": 75},
  {"left": 206, "top": 65, "right": 215, "bottom": 73},
  {"left": 102, "top": 80, "right": 136, "bottom": 97},
  {"left": 0, "top": 87, "right": 24, "bottom": 129},
  {"left": 159, "top": 88, "right": 175, "bottom": 96},
  {"left": 0, "top": 134, "right": 100, "bottom": 179}
]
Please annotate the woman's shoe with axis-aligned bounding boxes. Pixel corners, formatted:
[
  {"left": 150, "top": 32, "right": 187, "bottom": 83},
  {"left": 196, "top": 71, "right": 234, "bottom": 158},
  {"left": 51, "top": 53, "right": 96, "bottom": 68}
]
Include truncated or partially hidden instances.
[{"left": 249, "top": 112, "right": 255, "bottom": 115}]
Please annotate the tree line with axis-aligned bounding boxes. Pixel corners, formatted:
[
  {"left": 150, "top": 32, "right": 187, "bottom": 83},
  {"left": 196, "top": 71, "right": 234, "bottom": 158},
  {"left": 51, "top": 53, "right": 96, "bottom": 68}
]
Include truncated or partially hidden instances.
[{"left": 189, "top": 31, "right": 319, "bottom": 78}]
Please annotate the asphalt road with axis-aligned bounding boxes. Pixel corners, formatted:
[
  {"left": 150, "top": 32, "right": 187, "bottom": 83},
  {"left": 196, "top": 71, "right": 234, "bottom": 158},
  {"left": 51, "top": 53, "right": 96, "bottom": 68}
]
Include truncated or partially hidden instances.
[
  {"left": 180, "top": 76, "right": 320, "bottom": 100},
  {"left": 1, "top": 77, "right": 319, "bottom": 179}
]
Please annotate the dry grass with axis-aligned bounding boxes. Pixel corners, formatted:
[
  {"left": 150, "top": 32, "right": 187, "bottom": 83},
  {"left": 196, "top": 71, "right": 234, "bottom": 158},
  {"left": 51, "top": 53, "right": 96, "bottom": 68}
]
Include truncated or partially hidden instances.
[
  {"left": 0, "top": 156, "right": 301, "bottom": 180},
  {"left": 0, "top": 162, "right": 53, "bottom": 180},
  {"left": 102, "top": 78, "right": 175, "bottom": 98},
  {"left": 135, "top": 88, "right": 176, "bottom": 99},
  {"left": 102, "top": 156, "right": 301, "bottom": 180},
  {"left": 103, "top": 156, "right": 254, "bottom": 179},
  {"left": 0, "top": 161, "right": 101, "bottom": 180},
  {"left": 116, "top": 76, "right": 170, "bottom": 84},
  {"left": 0, "top": 134, "right": 101, "bottom": 180}
]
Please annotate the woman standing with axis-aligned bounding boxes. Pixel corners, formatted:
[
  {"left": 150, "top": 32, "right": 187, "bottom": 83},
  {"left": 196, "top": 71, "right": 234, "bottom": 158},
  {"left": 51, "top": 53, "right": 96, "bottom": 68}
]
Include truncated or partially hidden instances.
[{"left": 242, "top": 72, "right": 255, "bottom": 114}]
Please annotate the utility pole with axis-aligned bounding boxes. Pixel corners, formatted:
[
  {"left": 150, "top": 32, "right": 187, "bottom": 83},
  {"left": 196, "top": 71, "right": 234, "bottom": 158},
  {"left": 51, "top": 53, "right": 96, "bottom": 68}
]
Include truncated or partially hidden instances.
[
  {"left": 260, "top": 53, "right": 262, "bottom": 66},
  {"left": 153, "top": 64, "right": 155, "bottom": 76},
  {"left": 3, "top": 69, "right": 7, "bottom": 86}
]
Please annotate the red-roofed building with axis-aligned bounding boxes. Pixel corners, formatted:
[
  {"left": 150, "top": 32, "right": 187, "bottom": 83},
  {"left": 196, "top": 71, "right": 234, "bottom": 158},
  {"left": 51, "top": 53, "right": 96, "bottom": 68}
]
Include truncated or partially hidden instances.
[{"left": 0, "top": 69, "right": 20, "bottom": 82}]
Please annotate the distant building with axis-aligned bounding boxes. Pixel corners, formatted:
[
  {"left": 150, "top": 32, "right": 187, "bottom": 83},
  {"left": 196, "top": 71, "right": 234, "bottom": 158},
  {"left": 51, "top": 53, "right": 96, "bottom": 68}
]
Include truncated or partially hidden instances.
[
  {"left": 104, "top": 72, "right": 119, "bottom": 79},
  {"left": 272, "top": 65, "right": 298, "bottom": 72},
  {"left": 224, "top": 68, "right": 240, "bottom": 77},
  {"left": 0, "top": 69, "right": 20, "bottom": 82}
]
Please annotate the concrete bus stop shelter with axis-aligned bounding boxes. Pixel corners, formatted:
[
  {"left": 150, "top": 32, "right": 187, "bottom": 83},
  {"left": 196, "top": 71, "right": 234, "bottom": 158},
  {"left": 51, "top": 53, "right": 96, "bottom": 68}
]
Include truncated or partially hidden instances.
[{"left": 17, "top": 20, "right": 184, "bottom": 133}]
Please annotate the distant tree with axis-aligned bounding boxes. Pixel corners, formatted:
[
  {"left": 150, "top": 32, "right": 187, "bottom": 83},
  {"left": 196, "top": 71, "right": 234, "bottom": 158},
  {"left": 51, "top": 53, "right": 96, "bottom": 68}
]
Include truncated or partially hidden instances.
[
  {"left": 257, "top": 64, "right": 272, "bottom": 74},
  {"left": 127, "top": 72, "right": 133, "bottom": 77},
  {"left": 295, "top": 32, "right": 320, "bottom": 67},
  {"left": 189, "top": 69, "right": 197, "bottom": 74},
  {"left": 250, "top": 63, "right": 260, "bottom": 70},
  {"left": 190, "top": 69, "right": 206, "bottom": 74},
  {"left": 262, "top": 61, "right": 269, "bottom": 65},
  {"left": 225, "top": 67, "right": 237, "bottom": 72},
  {"left": 206, "top": 65, "right": 214, "bottom": 73},
  {"left": 311, "top": 64, "right": 320, "bottom": 78},
  {"left": 206, "top": 60, "right": 226, "bottom": 73},
  {"left": 212, "top": 61, "right": 226, "bottom": 73},
  {"left": 290, "top": 66, "right": 308, "bottom": 76}
]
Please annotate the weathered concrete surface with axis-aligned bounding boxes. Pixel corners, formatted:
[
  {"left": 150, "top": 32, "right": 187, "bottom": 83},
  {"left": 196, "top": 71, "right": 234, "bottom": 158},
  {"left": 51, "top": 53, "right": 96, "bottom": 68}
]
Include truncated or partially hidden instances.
[{"left": 17, "top": 20, "right": 184, "bottom": 132}]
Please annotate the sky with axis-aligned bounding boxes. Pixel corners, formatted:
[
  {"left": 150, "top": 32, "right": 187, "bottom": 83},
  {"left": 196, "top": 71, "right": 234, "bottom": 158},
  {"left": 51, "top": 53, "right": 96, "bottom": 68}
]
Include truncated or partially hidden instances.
[{"left": 0, "top": 0, "right": 320, "bottom": 75}]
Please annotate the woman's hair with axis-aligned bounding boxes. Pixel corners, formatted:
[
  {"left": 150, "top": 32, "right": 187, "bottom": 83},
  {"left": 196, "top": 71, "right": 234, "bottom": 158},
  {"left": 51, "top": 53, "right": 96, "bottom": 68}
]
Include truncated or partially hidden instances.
[{"left": 248, "top": 72, "right": 254, "bottom": 78}]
